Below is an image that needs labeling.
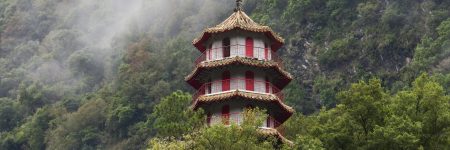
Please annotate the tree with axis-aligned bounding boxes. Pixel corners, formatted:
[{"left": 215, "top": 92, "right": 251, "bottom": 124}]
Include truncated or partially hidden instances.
[
  {"left": 1, "top": 0, "right": 450, "bottom": 149},
  {"left": 282, "top": 74, "right": 450, "bottom": 149},
  {"left": 283, "top": 80, "right": 313, "bottom": 114},
  {"left": 151, "top": 91, "right": 204, "bottom": 138},
  {"left": 149, "top": 108, "right": 281, "bottom": 150},
  {"left": 313, "top": 75, "right": 343, "bottom": 108},
  {"left": 17, "top": 81, "right": 45, "bottom": 113},
  {"left": 46, "top": 99, "right": 107, "bottom": 150},
  {"left": 407, "top": 74, "right": 450, "bottom": 149},
  {"left": 337, "top": 78, "right": 387, "bottom": 140},
  {"left": 289, "top": 135, "right": 324, "bottom": 150},
  {"left": 0, "top": 98, "right": 22, "bottom": 132}
]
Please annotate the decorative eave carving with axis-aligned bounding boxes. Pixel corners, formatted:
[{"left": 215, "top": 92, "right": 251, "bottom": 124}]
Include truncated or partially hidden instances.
[
  {"left": 192, "top": 90, "right": 294, "bottom": 120},
  {"left": 192, "top": 10, "right": 284, "bottom": 52},
  {"left": 185, "top": 56, "right": 292, "bottom": 84}
]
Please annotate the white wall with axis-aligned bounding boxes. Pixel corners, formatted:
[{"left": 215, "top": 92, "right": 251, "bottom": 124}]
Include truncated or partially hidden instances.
[
  {"left": 201, "top": 30, "right": 278, "bottom": 128},
  {"left": 206, "top": 101, "right": 274, "bottom": 128},
  {"left": 204, "top": 30, "right": 272, "bottom": 61},
  {"left": 206, "top": 68, "right": 274, "bottom": 95}
]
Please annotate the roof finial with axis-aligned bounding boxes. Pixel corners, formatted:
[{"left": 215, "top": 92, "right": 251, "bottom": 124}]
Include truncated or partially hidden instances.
[{"left": 234, "top": 0, "right": 243, "bottom": 12}]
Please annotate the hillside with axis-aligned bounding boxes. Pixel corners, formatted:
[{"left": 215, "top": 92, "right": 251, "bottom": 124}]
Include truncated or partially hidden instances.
[{"left": 0, "top": 0, "right": 449, "bottom": 149}]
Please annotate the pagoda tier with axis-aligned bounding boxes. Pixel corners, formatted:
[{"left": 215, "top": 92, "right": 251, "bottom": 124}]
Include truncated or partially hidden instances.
[
  {"left": 193, "top": 92, "right": 294, "bottom": 123},
  {"left": 186, "top": 3, "right": 294, "bottom": 143},
  {"left": 187, "top": 65, "right": 293, "bottom": 123},
  {"left": 185, "top": 56, "right": 292, "bottom": 90},
  {"left": 193, "top": 10, "right": 284, "bottom": 52},
  {"left": 186, "top": 29, "right": 292, "bottom": 88}
]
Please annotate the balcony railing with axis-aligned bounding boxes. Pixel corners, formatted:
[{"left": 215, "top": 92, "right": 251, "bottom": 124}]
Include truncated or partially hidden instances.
[
  {"left": 192, "top": 78, "right": 284, "bottom": 104},
  {"left": 206, "top": 112, "right": 285, "bottom": 135},
  {"left": 194, "top": 44, "right": 284, "bottom": 69}
]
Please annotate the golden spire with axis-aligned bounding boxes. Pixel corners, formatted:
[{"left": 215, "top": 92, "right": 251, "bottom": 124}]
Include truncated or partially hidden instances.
[{"left": 234, "top": 0, "right": 243, "bottom": 12}]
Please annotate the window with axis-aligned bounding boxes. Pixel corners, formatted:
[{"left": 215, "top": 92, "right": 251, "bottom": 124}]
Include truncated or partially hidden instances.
[
  {"left": 245, "top": 37, "right": 254, "bottom": 57},
  {"left": 222, "top": 105, "right": 230, "bottom": 125},
  {"left": 264, "top": 43, "right": 269, "bottom": 60},
  {"left": 223, "top": 38, "right": 230, "bottom": 58},
  {"left": 222, "top": 71, "right": 230, "bottom": 91},
  {"left": 245, "top": 71, "right": 254, "bottom": 91}
]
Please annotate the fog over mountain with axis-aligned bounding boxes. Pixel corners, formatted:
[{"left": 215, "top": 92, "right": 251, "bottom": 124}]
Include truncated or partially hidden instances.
[
  {"left": 1, "top": 0, "right": 449, "bottom": 149},
  {"left": 1, "top": 0, "right": 234, "bottom": 97}
]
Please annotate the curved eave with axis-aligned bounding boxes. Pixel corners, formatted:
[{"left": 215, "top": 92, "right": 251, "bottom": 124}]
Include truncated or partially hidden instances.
[
  {"left": 193, "top": 28, "right": 284, "bottom": 52},
  {"left": 192, "top": 10, "right": 284, "bottom": 52},
  {"left": 191, "top": 90, "right": 294, "bottom": 123},
  {"left": 258, "top": 128, "right": 293, "bottom": 145},
  {"left": 185, "top": 57, "right": 293, "bottom": 89}
]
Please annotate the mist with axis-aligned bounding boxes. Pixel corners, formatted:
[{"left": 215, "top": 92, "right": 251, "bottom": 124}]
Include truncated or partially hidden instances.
[
  {"left": 0, "top": 0, "right": 235, "bottom": 97},
  {"left": 2, "top": 0, "right": 450, "bottom": 149}
]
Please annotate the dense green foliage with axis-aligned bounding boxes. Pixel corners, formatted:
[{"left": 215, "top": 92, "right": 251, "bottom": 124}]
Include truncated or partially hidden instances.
[
  {"left": 0, "top": 0, "right": 449, "bottom": 149},
  {"left": 149, "top": 108, "right": 281, "bottom": 150},
  {"left": 151, "top": 91, "right": 204, "bottom": 138},
  {"left": 283, "top": 74, "right": 450, "bottom": 149},
  {"left": 251, "top": 0, "right": 450, "bottom": 112},
  {"left": 150, "top": 75, "right": 450, "bottom": 149}
]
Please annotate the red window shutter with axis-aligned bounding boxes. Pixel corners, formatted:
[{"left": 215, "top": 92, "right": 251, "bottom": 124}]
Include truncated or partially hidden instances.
[
  {"left": 245, "top": 37, "right": 254, "bottom": 57},
  {"left": 245, "top": 71, "right": 254, "bottom": 91},
  {"left": 222, "top": 71, "right": 230, "bottom": 91},
  {"left": 223, "top": 38, "right": 230, "bottom": 57},
  {"left": 200, "top": 86, "right": 205, "bottom": 95},
  {"left": 264, "top": 43, "right": 269, "bottom": 60},
  {"left": 265, "top": 77, "right": 270, "bottom": 93},
  {"left": 222, "top": 105, "right": 230, "bottom": 125}
]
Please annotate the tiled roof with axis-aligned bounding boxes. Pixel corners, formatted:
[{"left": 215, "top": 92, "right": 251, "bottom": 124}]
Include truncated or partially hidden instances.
[
  {"left": 258, "top": 128, "right": 293, "bottom": 145},
  {"left": 192, "top": 90, "right": 294, "bottom": 113},
  {"left": 185, "top": 57, "right": 292, "bottom": 81},
  {"left": 193, "top": 10, "right": 284, "bottom": 51}
]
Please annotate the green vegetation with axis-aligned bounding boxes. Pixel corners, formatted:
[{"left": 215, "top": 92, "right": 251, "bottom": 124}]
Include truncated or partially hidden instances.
[
  {"left": 149, "top": 74, "right": 450, "bottom": 149},
  {"left": 251, "top": 0, "right": 450, "bottom": 113},
  {"left": 0, "top": 0, "right": 449, "bottom": 149},
  {"left": 149, "top": 108, "right": 280, "bottom": 150},
  {"left": 151, "top": 91, "right": 204, "bottom": 138},
  {"left": 284, "top": 74, "right": 450, "bottom": 149}
]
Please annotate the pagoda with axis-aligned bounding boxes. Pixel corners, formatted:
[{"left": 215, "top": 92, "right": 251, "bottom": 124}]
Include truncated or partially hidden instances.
[{"left": 186, "top": 0, "right": 294, "bottom": 143}]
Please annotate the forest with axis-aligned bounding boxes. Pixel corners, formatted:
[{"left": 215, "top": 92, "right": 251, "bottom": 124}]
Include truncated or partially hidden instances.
[{"left": 0, "top": 0, "right": 449, "bottom": 149}]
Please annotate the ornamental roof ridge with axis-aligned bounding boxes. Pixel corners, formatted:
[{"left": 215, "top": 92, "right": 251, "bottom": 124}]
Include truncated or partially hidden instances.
[
  {"left": 192, "top": 10, "right": 284, "bottom": 49},
  {"left": 192, "top": 90, "right": 295, "bottom": 113},
  {"left": 208, "top": 10, "right": 267, "bottom": 32},
  {"left": 184, "top": 57, "right": 293, "bottom": 82}
]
